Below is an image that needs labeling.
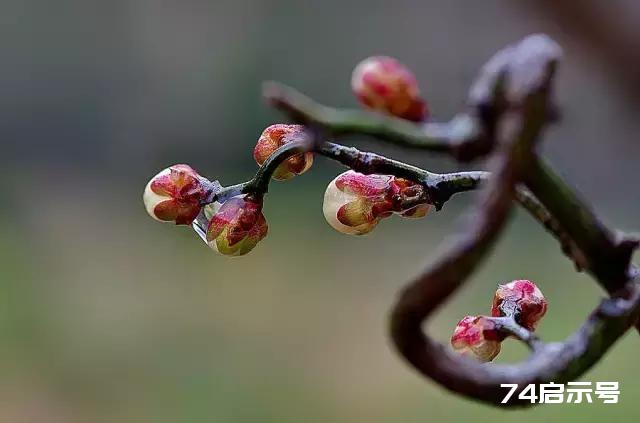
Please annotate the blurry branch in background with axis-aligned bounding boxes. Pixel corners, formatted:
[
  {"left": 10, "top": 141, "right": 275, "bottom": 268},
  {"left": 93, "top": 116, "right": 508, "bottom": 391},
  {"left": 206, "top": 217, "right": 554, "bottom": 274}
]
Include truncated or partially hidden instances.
[
  {"left": 522, "top": 0, "right": 640, "bottom": 104},
  {"left": 266, "top": 34, "right": 640, "bottom": 407}
]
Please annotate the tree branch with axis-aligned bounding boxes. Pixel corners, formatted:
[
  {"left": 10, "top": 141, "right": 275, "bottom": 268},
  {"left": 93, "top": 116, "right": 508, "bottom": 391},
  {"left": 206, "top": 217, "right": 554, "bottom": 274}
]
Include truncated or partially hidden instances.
[
  {"left": 263, "top": 81, "right": 484, "bottom": 159},
  {"left": 488, "top": 316, "right": 542, "bottom": 351},
  {"left": 264, "top": 52, "right": 638, "bottom": 292},
  {"left": 265, "top": 34, "right": 640, "bottom": 407}
]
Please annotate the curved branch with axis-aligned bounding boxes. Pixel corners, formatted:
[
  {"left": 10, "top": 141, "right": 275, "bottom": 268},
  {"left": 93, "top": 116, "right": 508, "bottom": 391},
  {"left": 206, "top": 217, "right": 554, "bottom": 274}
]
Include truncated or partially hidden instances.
[
  {"left": 391, "top": 37, "right": 563, "bottom": 405},
  {"left": 264, "top": 34, "right": 640, "bottom": 407}
]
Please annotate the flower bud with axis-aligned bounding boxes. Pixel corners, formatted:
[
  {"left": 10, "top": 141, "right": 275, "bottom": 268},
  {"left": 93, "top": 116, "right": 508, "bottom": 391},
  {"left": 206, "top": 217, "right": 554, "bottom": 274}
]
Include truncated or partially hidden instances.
[
  {"left": 253, "top": 124, "right": 314, "bottom": 181},
  {"left": 143, "top": 164, "right": 206, "bottom": 225},
  {"left": 322, "top": 170, "right": 431, "bottom": 235},
  {"left": 206, "top": 195, "right": 268, "bottom": 256},
  {"left": 491, "top": 280, "right": 548, "bottom": 330},
  {"left": 351, "top": 56, "right": 428, "bottom": 122},
  {"left": 450, "top": 316, "right": 502, "bottom": 362}
]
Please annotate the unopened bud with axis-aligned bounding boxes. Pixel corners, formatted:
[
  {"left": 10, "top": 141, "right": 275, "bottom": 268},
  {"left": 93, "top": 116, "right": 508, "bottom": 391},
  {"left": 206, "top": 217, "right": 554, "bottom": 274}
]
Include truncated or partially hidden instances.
[
  {"left": 450, "top": 315, "right": 502, "bottom": 362},
  {"left": 322, "top": 170, "right": 431, "bottom": 235},
  {"left": 491, "top": 280, "right": 548, "bottom": 330},
  {"left": 351, "top": 56, "right": 427, "bottom": 122},
  {"left": 143, "top": 164, "right": 206, "bottom": 225},
  {"left": 253, "top": 124, "right": 313, "bottom": 181},
  {"left": 206, "top": 195, "right": 268, "bottom": 256}
]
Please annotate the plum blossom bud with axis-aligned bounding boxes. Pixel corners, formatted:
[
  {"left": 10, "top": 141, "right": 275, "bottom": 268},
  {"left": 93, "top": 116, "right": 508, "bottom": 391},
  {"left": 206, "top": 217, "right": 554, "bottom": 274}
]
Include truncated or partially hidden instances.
[
  {"left": 143, "top": 164, "right": 206, "bottom": 225},
  {"left": 450, "top": 315, "right": 502, "bottom": 362},
  {"left": 351, "top": 56, "right": 428, "bottom": 122},
  {"left": 206, "top": 195, "right": 268, "bottom": 256},
  {"left": 491, "top": 280, "right": 548, "bottom": 330},
  {"left": 253, "top": 124, "right": 314, "bottom": 181},
  {"left": 322, "top": 170, "right": 432, "bottom": 235}
]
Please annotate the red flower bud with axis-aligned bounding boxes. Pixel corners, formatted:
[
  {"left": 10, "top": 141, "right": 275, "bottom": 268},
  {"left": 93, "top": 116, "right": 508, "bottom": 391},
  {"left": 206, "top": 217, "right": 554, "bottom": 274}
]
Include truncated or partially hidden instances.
[
  {"left": 450, "top": 315, "right": 502, "bottom": 362},
  {"left": 253, "top": 124, "right": 314, "bottom": 181},
  {"left": 351, "top": 56, "right": 428, "bottom": 122},
  {"left": 322, "top": 170, "right": 432, "bottom": 235},
  {"left": 206, "top": 195, "right": 268, "bottom": 256},
  {"left": 491, "top": 280, "right": 548, "bottom": 330},
  {"left": 143, "top": 164, "right": 206, "bottom": 225}
]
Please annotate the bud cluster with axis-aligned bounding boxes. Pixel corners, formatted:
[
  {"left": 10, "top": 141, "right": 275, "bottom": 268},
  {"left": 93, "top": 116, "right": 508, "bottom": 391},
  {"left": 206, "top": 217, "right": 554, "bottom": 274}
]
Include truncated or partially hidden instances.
[
  {"left": 322, "top": 170, "right": 431, "bottom": 235},
  {"left": 450, "top": 280, "right": 547, "bottom": 362},
  {"left": 143, "top": 56, "right": 432, "bottom": 256}
]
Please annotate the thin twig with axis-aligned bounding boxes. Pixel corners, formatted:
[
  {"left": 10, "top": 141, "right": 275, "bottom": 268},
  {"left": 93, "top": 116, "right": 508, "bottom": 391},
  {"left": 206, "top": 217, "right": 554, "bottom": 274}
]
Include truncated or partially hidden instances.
[{"left": 489, "top": 316, "right": 542, "bottom": 351}]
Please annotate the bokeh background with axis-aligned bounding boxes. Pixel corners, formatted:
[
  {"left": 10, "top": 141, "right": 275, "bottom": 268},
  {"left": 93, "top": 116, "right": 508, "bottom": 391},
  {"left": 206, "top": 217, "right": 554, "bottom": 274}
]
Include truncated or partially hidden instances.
[{"left": 1, "top": 0, "right": 639, "bottom": 421}]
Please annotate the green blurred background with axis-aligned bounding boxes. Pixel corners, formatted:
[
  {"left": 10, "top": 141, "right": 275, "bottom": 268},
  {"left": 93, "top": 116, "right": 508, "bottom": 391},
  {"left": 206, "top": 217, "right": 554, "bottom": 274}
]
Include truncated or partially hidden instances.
[{"left": 1, "top": 0, "right": 639, "bottom": 421}]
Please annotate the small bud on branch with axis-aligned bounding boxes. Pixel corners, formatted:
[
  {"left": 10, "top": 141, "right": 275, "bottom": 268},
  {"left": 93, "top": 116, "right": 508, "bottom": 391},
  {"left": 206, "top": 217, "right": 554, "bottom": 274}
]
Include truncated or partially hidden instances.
[
  {"left": 254, "top": 124, "right": 313, "bottom": 181},
  {"left": 451, "top": 316, "right": 502, "bottom": 362},
  {"left": 351, "top": 56, "right": 428, "bottom": 122},
  {"left": 143, "top": 164, "right": 207, "bottom": 225},
  {"left": 491, "top": 280, "right": 548, "bottom": 330},
  {"left": 206, "top": 195, "right": 268, "bottom": 256},
  {"left": 322, "top": 170, "right": 431, "bottom": 235}
]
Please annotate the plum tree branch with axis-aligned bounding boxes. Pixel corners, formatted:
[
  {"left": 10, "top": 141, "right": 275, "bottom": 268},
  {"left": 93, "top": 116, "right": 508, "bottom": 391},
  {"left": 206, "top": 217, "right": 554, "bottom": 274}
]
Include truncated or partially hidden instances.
[
  {"left": 264, "top": 58, "right": 638, "bottom": 296},
  {"left": 196, "top": 136, "right": 573, "bottom": 266},
  {"left": 149, "top": 29, "right": 640, "bottom": 407},
  {"left": 265, "top": 34, "right": 640, "bottom": 407},
  {"left": 264, "top": 81, "right": 485, "bottom": 159},
  {"left": 489, "top": 316, "right": 542, "bottom": 351}
]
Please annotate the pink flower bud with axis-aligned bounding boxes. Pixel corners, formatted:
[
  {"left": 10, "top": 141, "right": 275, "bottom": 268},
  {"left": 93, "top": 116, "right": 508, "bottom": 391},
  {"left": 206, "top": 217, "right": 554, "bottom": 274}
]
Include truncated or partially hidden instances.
[
  {"left": 322, "top": 170, "right": 431, "bottom": 235},
  {"left": 450, "top": 316, "right": 502, "bottom": 362},
  {"left": 491, "top": 280, "right": 548, "bottom": 330},
  {"left": 253, "top": 124, "right": 314, "bottom": 181},
  {"left": 143, "top": 164, "right": 206, "bottom": 225},
  {"left": 351, "top": 56, "right": 428, "bottom": 122},
  {"left": 206, "top": 195, "right": 268, "bottom": 256}
]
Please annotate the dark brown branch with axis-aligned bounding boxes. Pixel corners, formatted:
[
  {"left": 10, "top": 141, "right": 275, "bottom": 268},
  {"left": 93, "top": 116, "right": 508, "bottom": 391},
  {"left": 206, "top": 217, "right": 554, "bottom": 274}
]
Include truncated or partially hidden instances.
[
  {"left": 266, "top": 33, "right": 640, "bottom": 407},
  {"left": 525, "top": 158, "right": 639, "bottom": 291},
  {"left": 208, "top": 135, "right": 574, "bottom": 256},
  {"left": 391, "top": 34, "right": 562, "bottom": 406}
]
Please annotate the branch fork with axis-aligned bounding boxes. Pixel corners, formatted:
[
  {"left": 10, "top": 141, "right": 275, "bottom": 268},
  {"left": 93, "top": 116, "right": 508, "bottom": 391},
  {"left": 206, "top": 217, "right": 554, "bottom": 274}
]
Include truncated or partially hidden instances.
[{"left": 264, "top": 34, "right": 639, "bottom": 406}]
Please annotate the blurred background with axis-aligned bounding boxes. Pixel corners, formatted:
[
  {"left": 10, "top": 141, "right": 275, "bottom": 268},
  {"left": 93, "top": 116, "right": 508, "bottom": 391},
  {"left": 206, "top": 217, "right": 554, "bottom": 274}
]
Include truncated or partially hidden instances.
[{"left": 1, "top": 0, "right": 639, "bottom": 421}]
